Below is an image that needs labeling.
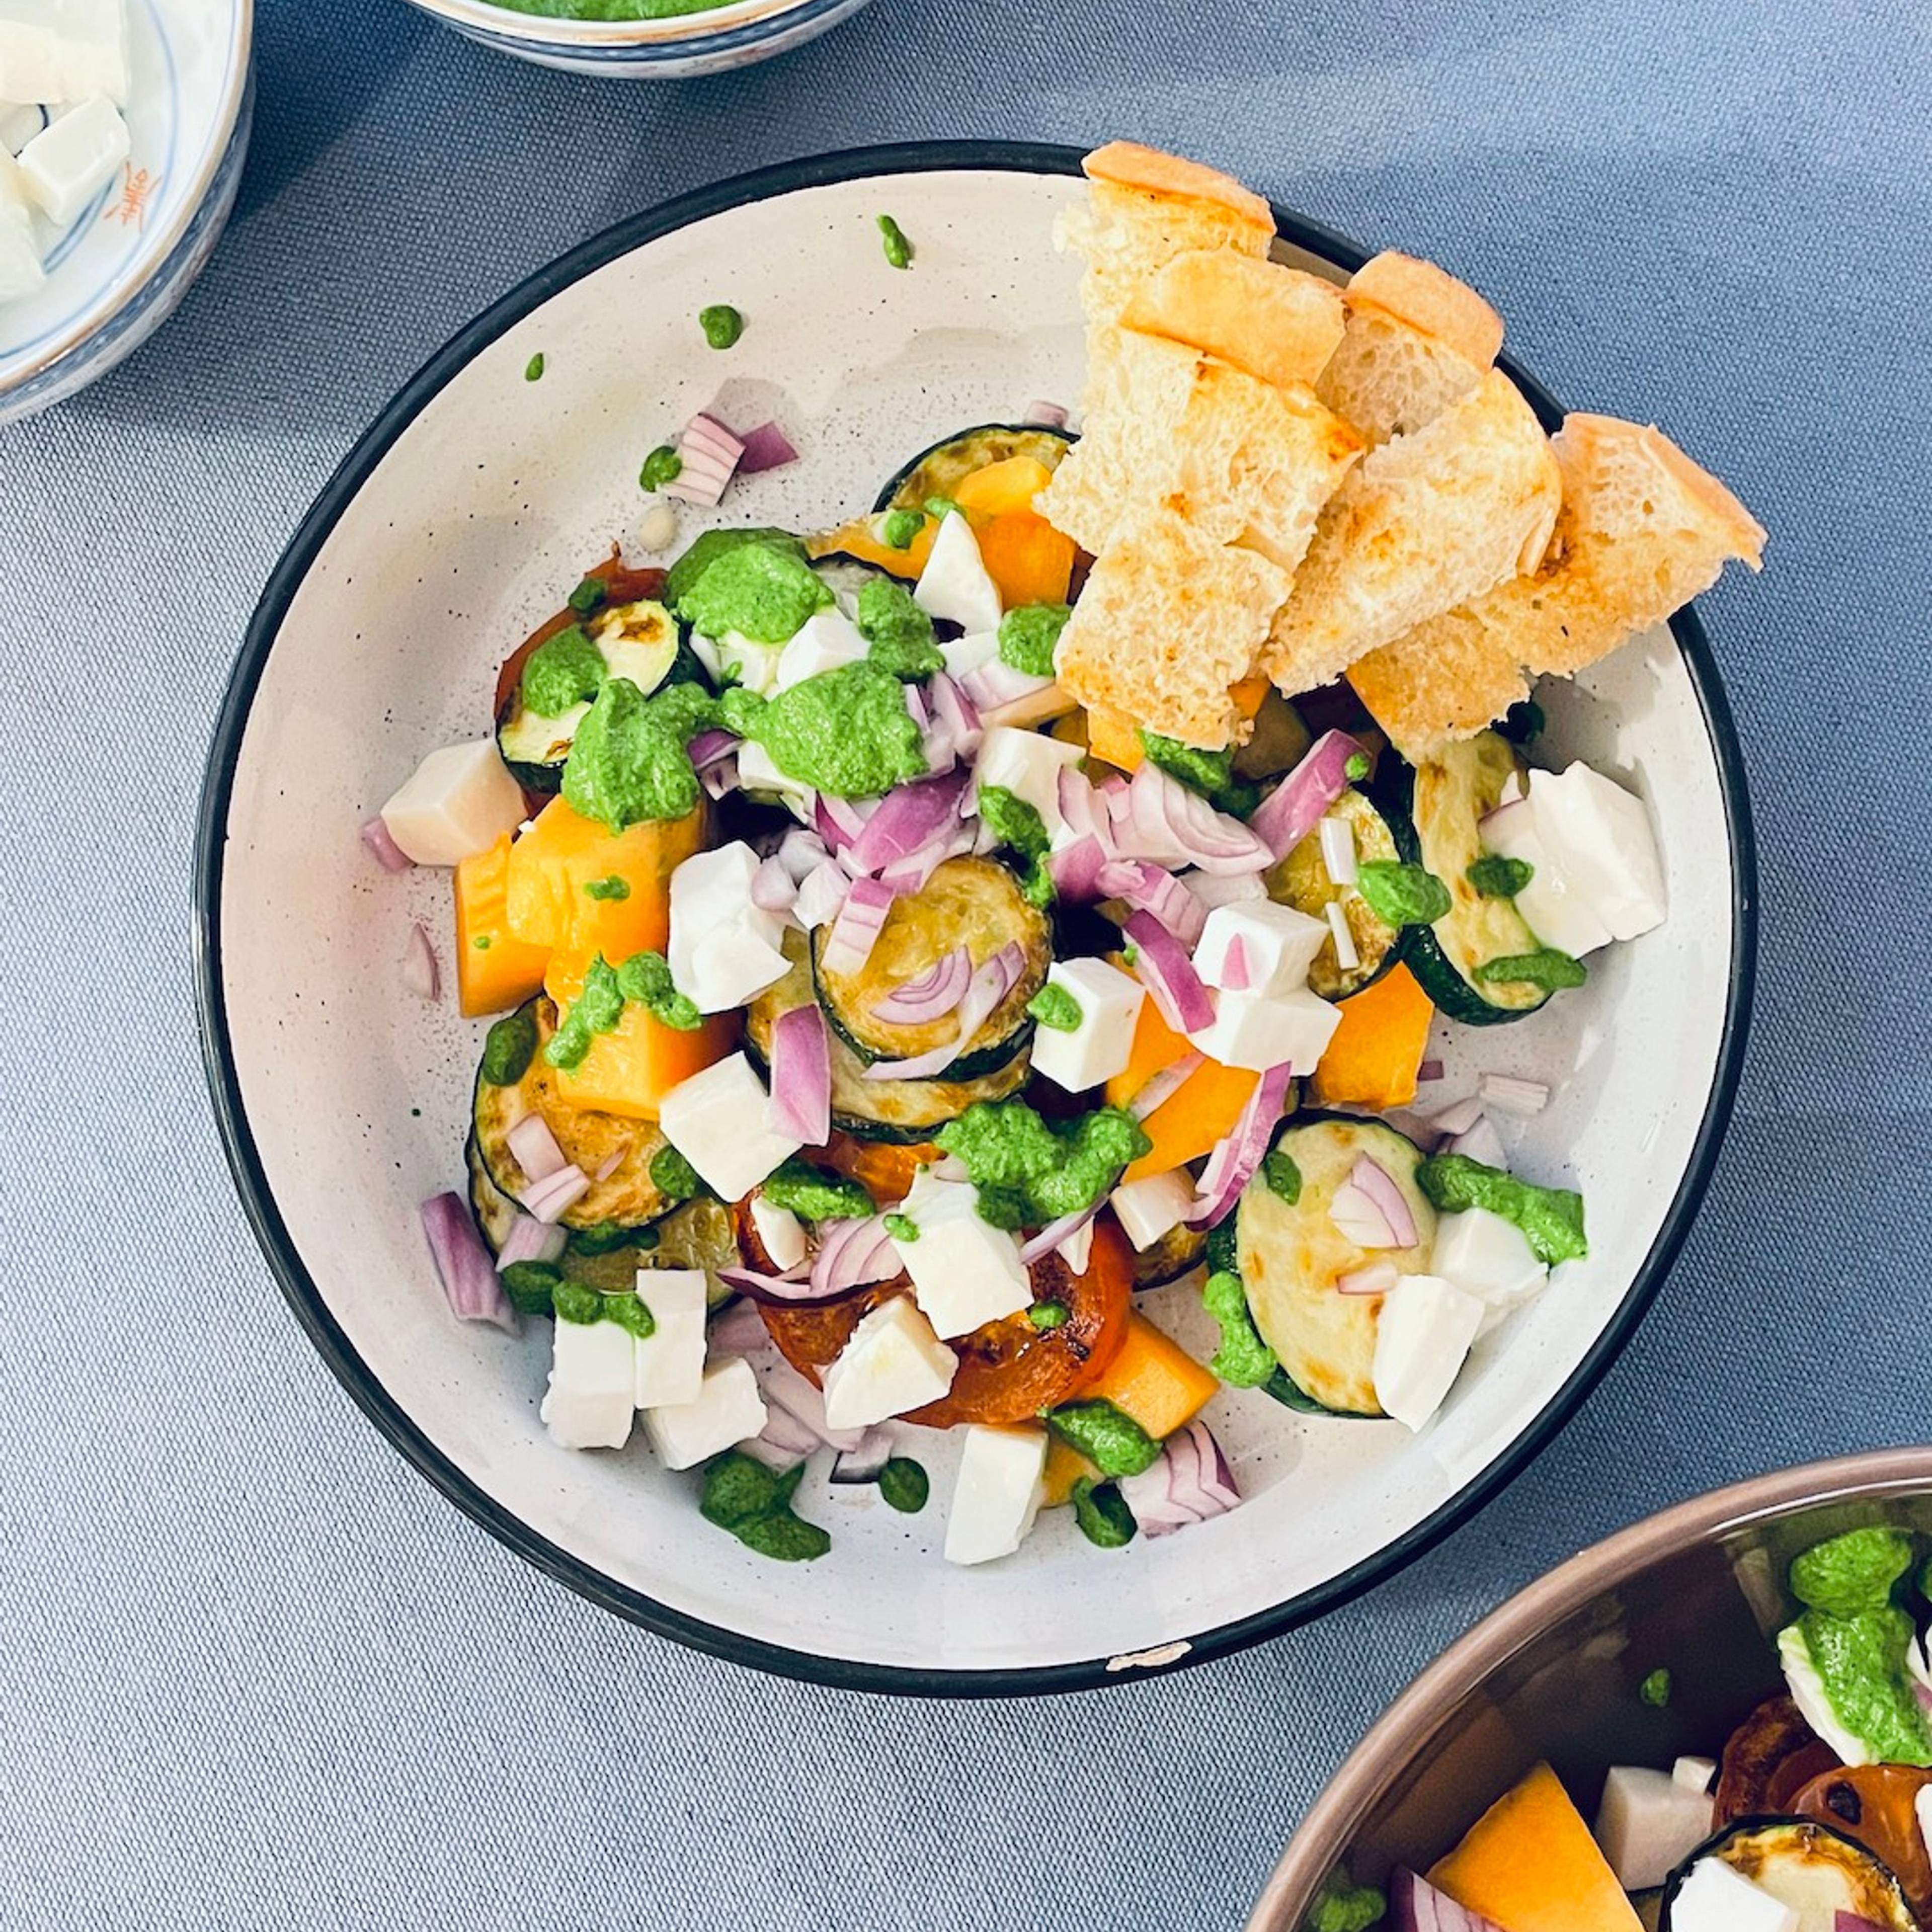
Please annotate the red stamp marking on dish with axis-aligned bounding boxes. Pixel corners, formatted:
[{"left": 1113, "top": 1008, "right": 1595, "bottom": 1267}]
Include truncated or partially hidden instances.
[{"left": 107, "top": 165, "right": 153, "bottom": 228}]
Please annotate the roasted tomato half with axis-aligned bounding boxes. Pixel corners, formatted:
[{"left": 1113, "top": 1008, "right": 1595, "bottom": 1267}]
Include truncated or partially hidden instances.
[
  {"left": 492, "top": 553, "right": 669, "bottom": 715},
  {"left": 1715, "top": 1695, "right": 1843, "bottom": 1823}
]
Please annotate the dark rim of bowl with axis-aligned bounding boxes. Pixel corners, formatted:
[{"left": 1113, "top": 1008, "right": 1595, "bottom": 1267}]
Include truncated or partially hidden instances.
[
  {"left": 193, "top": 139, "right": 1759, "bottom": 1698},
  {"left": 421, "top": 0, "right": 861, "bottom": 61},
  {"left": 1246, "top": 1445, "right": 1932, "bottom": 1929}
]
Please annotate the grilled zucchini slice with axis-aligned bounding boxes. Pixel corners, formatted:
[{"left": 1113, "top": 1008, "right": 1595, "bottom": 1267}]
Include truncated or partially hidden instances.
[
  {"left": 1266, "top": 786, "right": 1406, "bottom": 999},
  {"left": 875, "top": 422, "right": 1076, "bottom": 512},
  {"left": 811, "top": 552, "right": 895, "bottom": 614},
  {"left": 1662, "top": 1819, "right": 1915, "bottom": 1932},
  {"left": 496, "top": 598, "right": 684, "bottom": 790},
  {"left": 748, "top": 934, "right": 1032, "bottom": 1142},
  {"left": 470, "top": 997, "right": 673, "bottom": 1233},
  {"left": 811, "top": 855, "right": 1050, "bottom": 1075},
  {"left": 1398, "top": 731, "right": 1553, "bottom": 1024},
  {"left": 1232, "top": 1115, "right": 1438, "bottom": 1417},
  {"left": 1131, "top": 1222, "right": 1209, "bottom": 1292}
]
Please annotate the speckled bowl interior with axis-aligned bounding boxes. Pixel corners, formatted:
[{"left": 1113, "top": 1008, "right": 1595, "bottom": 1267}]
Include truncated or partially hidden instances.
[{"left": 198, "top": 148, "right": 1752, "bottom": 1692}]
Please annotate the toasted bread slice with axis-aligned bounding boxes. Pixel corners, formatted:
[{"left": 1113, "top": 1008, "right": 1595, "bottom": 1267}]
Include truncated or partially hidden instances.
[
  {"left": 1120, "top": 250, "right": 1346, "bottom": 391},
  {"left": 1054, "top": 511, "right": 1292, "bottom": 750},
  {"left": 1347, "top": 415, "right": 1765, "bottom": 753},
  {"left": 1316, "top": 253, "right": 1503, "bottom": 447},
  {"left": 1074, "top": 143, "right": 1274, "bottom": 311},
  {"left": 1038, "top": 332, "right": 1361, "bottom": 569},
  {"left": 1264, "top": 369, "right": 1561, "bottom": 695}
]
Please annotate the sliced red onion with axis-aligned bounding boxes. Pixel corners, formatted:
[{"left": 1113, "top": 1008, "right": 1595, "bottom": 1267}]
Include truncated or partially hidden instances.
[
  {"left": 1337, "top": 1260, "right": 1400, "bottom": 1297},
  {"left": 1118, "top": 1421, "right": 1240, "bottom": 1538},
  {"left": 874, "top": 818, "right": 976, "bottom": 896},
  {"left": 1325, "top": 900, "right": 1360, "bottom": 972},
  {"left": 829, "top": 1427, "right": 896, "bottom": 1482},
  {"left": 1426, "top": 1094, "right": 1487, "bottom": 1138},
  {"left": 1181, "top": 868, "right": 1266, "bottom": 913},
  {"left": 1048, "top": 833, "right": 1108, "bottom": 902},
  {"left": 1329, "top": 1155, "right": 1418, "bottom": 1249},
  {"left": 1479, "top": 1073, "right": 1550, "bottom": 1117},
  {"left": 1835, "top": 1917, "right": 1893, "bottom": 1932},
  {"left": 960, "top": 659, "right": 1055, "bottom": 711},
  {"left": 1115, "top": 761, "right": 1271, "bottom": 876},
  {"left": 1447, "top": 1113, "right": 1508, "bottom": 1169},
  {"left": 506, "top": 1112, "right": 569, "bottom": 1184},
  {"left": 716, "top": 1265, "right": 811, "bottom": 1302},
  {"left": 521, "top": 1163, "right": 591, "bottom": 1225},
  {"left": 814, "top": 792, "right": 872, "bottom": 853},
  {"left": 1021, "top": 398, "right": 1070, "bottom": 428},
  {"left": 747, "top": 1408, "right": 818, "bottom": 1466},
  {"left": 1417, "top": 1059, "right": 1446, "bottom": 1083},
  {"left": 863, "top": 941, "right": 1022, "bottom": 1079},
  {"left": 420, "top": 1193, "right": 518, "bottom": 1333},
  {"left": 870, "top": 944, "right": 972, "bottom": 1023},
  {"left": 1220, "top": 933, "right": 1251, "bottom": 993},
  {"left": 736, "top": 420, "right": 799, "bottom": 474},
  {"left": 760, "top": 1355, "right": 866, "bottom": 1454},
  {"left": 689, "top": 728, "right": 738, "bottom": 774},
  {"left": 1097, "top": 860, "right": 1206, "bottom": 948},
  {"left": 1019, "top": 1203, "right": 1099, "bottom": 1265},
  {"left": 698, "top": 752, "right": 741, "bottom": 800},
  {"left": 923, "top": 671, "right": 983, "bottom": 766},
  {"left": 593, "top": 1149, "right": 623, "bottom": 1183},
  {"left": 793, "top": 857, "right": 852, "bottom": 931},
  {"left": 708, "top": 1296, "right": 771, "bottom": 1353},
  {"left": 1479, "top": 794, "right": 1531, "bottom": 838},
  {"left": 767, "top": 1003, "right": 831, "bottom": 1147},
  {"left": 400, "top": 923, "right": 440, "bottom": 1002},
  {"left": 663, "top": 412, "right": 746, "bottom": 507},
  {"left": 1250, "top": 730, "right": 1362, "bottom": 860},
  {"left": 1057, "top": 766, "right": 1114, "bottom": 852},
  {"left": 1186, "top": 1061, "right": 1295, "bottom": 1229},
  {"left": 1389, "top": 1868, "right": 1508, "bottom": 1932},
  {"left": 495, "top": 1213, "right": 569, "bottom": 1271},
  {"left": 810, "top": 1217, "right": 902, "bottom": 1295},
  {"left": 846, "top": 768, "right": 970, "bottom": 877},
  {"left": 1128, "top": 1050, "right": 1203, "bottom": 1121},
  {"left": 774, "top": 826, "right": 832, "bottom": 883},
  {"left": 903, "top": 683, "right": 930, "bottom": 733},
  {"left": 750, "top": 853, "right": 798, "bottom": 915},
  {"left": 819, "top": 875, "right": 903, "bottom": 976},
  {"left": 360, "top": 815, "right": 413, "bottom": 873},
  {"left": 1318, "top": 814, "right": 1359, "bottom": 886},
  {"left": 1125, "top": 910, "right": 1214, "bottom": 1034}
]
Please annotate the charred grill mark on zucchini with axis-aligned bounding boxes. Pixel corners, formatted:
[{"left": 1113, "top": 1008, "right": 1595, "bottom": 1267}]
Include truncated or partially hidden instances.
[
  {"left": 874, "top": 422, "right": 1076, "bottom": 514},
  {"left": 1266, "top": 786, "right": 1405, "bottom": 999},
  {"left": 1662, "top": 1818, "right": 1917, "bottom": 1932}
]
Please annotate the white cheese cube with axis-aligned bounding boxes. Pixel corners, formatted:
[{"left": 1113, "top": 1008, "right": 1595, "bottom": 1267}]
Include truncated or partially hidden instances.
[
  {"left": 18, "top": 93, "right": 126, "bottom": 226},
  {"left": 1029, "top": 956, "right": 1144, "bottom": 1092},
  {"left": 1593, "top": 1765, "right": 1716, "bottom": 1891},
  {"left": 747, "top": 1196, "right": 807, "bottom": 1272},
  {"left": 1668, "top": 1859, "right": 1798, "bottom": 1932},
  {"left": 944, "top": 1424, "right": 1048, "bottom": 1566},
  {"left": 1673, "top": 1755, "right": 1717, "bottom": 1794},
  {"left": 776, "top": 606, "right": 870, "bottom": 689},
  {"left": 658, "top": 1053, "right": 802, "bottom": 1202},
  {"left": 540, "top": 1316, "right": 636, "bottom": 1451},
  {"left": 1480, "top": 795, "right": 1613, "bottom": 958},
  {"left": 0, "top": 24, "right": 64, "bottom": 106},
  {"left": 379, "top": 739, "right": 527, "bottom": 866},
  {"left": 641, "top": 1357, "right": 767, "bottom": 1471},
  {"left": 1195, "top": 900, "right": 1330, "bottom": 995},
  {"left": 632, "top": 1268, "right": 708, "bottom": 1410},
  {"left": 941, "top": 629, "right": 999, "bottom": 678},
  {"left": 914, "top": 510, "right": 1003, "bottom": 634},
  {"left": 1110, "top": 1170, "right": 1194, "bottom": 1250},
  {"left": 1056, "top": 1217, "right": 1094, "bottom": 1274},
  {"left": 1180, "top": 869, "right": 1267, "bottom": 914},
  {"left": 975, "top": 725, "right": 1083, "bottom": 845},
  {"left": 1431, "top": 1207, "right": 1547, "bottom": 1319},
  {"left": 1187, "top": 986, "right": 1341, "bottom": 1074},
  {"left": 1371, "top": 1273, "right": 1484, "bottom": 1431},
  {"left": 1, "top": 104, "right": 45, "bottom": 154},
  {"left": 820, "top": 1295, "right": 958, "bottom": 1429},
  {"left": 694, "top": 630, "right": 783, "bottom": 695},
  {"left": 668, "top": 841, "right": 788, "bottom": 1012},
  {"left": 0, "top": 158, "right": 43, "bottom": 301},
  {"left": 1530, "top": 763, "right": 1667, "bottom": 943},
  {"left": 893, "top": 1171, "right": 1031, "bottom": 1339},
  {"left": 0, "top": 2, "right": 130, "bottom": 105},
  {"left": 735, "top": 739, "right": 815, "bottom": 816}
]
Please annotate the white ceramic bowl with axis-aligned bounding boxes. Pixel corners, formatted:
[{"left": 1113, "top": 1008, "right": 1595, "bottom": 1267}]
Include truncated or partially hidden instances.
[
  {"left": 398, "top": 0, "right": 872, "bottom": 79},
  {"left": 0, "top": 0, "right": 252, "bottom": 425},
  {"left": 196, "top": 143, "right": 1756, "bottom": 1693}
]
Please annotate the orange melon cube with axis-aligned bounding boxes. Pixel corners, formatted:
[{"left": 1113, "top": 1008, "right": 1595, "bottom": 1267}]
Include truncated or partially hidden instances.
[
  {"left": 454, "top": 835, "right": 550, "bottom": 1017},
  {"left": 1309, "top": 963, "right": 1435, "bottom": 1111},
  {"left": 546, "top": 953, "right": 737, "bottom": 1122}
]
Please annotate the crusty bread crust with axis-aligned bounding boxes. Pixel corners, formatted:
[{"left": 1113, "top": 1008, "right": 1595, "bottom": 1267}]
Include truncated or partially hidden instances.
[
  {"left": 1346, "top": 251, "right": 1504, "bottom": 368},
  {"left": 1082, "top": 141, "right": 1274, "bottom": 229},
  {"left": 1348, "top": 611, "right": 1530, "bottom": 757},
  {"left": 1120, "top": 251, "right": 1345, "bottom": 390},
  {"left": 1558, "top": 414, "right": 1765, "bottom": 565}
]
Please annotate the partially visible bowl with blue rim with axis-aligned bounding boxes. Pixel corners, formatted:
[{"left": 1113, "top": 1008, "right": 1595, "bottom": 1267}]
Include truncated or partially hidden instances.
[
  {"left": 397, "top": 0, "right": 873, "bottom": 79},
  {"left": 0, "top": 0, "right": 253, "bottom": 427}
]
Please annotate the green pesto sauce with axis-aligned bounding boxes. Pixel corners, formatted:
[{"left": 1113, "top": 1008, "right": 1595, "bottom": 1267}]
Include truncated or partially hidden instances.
[
  {"left": 677, "top": 539, "right": 830, "bottom": 646},
  {"left": 500, "top": 1260, "right": 560, "bottom": 1316},
  {"left": 1416, "top": 1153, "right": 1588, "bottom": 1265},
  {"left": 1071, "top": 1477, "right": 1136, "bottom": 1549},
  {"left": 638, "top": 444, "right": 683, "bottom": 493},
  {"left": 1473, "top": 948, "right": 1587, "bottom": 992},
  {"left": 1343, "top": 751, "right": 1371, "bottom": 782},
  {"left": 924, "top": 495, "right": 962, "bottom": 522},
  {"left": 650, "top": 1143, "right": 703, "bottom": 1202},
  {"left": 1260, "top": 1149, "right": 1301, "bottom": 1204},
  {"left": 935, "top": 1099, "right": 1150, "bottom": 1230},
  {"left": 524, "top": 352, "right": 544, "bottom": 382},
  {"left": 875, "top": 213, "right": 914, "bottom": 270},
  {"left": 878, "top": 1458, "right": 929, "bottom": 1514},
  {"left": 473, "top": 936, "right": 493, "bottom": 951},
  {"left": 1794, "top": 1528, "right": 1916, "bottom": 1614},
  {"left": 977, "top": 783, "right": 1049, "bottom": 863},
  {"left": 1049, "top": 1400, "right": 1161, "bottom": 1478},
  {"left": 1467, "top": 853, "right": 1533, "bottom": 899},
  {"left": 720, "top": 663, "right": 927, "bottom": 798},
  {"left": 480, "top": 1006, "right": 538, "bottom": 1085},
  {"left": 1140, "top": 730, "right": 1260, "bottom": 818},
  {"left": 1639, "top": 1667, "right": 1673, "bottom": 1708},
  {"left": 699, "top": 1452, "right": 830, "bottom": 1562},
  {"left": 521, "top": 623, "right": 606, "bottom": 717},
  {"left": 544, "top": 955, "right": 625, "bottom": 1070},
  {"left": 698, "top": 303, "right": 745, "bottom": 350},
  {"left": 1799, "top": 1605, "right": 1932, "bottom": 1763},
  {"left": 996, "top": 601, "right": 1070, "bottom": 678},
  {"left": 614, "top": 949, "right": 701, "bottom": 1031},
  {"left": 1309, "top": 1876, "right": 1387, "bottom": 1932},
  {"left": 879, "top": 507, "right": 924, "bottom": 550},
  {"left": 568, "top": 1221, "right": 634, "bottom": 1256},
  {"left": 602, "top": 1294, "right": 656, "bottom": 1339},
  {"left": 1026, "top": 983, "right": 1082, "bottom": 1033},
  {"left": 1027, "top": 1299, "right": 1069, "bottom": 1330},
  {"left": 855, "top": 576, "right": 942, "bottom": 680},
  {"left": 761, "top": 1159, "right": 872, "bottom": 1224},
  {"left": 883, "top": 1212, "right": 918, "bottom": 1243},
  {"left": 664, "top": 527, "right": 808, "bottom": 607},
  {"left": 1355, "top": 860, "right": 1453, "bottom": 927},
  {"left": 561, "top": 678, "right": 716, "bottom": 833},
  {"left": 583, "top": 874, "right": 630, "bottom": 902},
  {"left": 1203, "top": 1269, "right": 1276, "bottom": 1388}
]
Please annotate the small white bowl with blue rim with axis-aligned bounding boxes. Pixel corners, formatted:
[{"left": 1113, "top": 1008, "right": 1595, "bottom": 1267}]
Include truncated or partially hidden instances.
[
  {"left": 398, "top": 0, "right": 872, "bottom": 80},
  {"left": 0, "top": 0, "right": 252, "bottom": 427}
]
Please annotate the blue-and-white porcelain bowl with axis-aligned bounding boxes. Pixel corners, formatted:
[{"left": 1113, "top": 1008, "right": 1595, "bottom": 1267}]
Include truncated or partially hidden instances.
[
  {"left": 399, "top": 0, "right": 871, "bottom": 80},
  {"left": 0, "top": 0, "right": 253, "bottom": 427}
]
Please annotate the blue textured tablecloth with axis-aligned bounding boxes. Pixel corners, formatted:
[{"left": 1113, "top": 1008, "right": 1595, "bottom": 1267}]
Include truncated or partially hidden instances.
[{"left": 5, "top": 2, "right": 1929, "bottom": 1924}]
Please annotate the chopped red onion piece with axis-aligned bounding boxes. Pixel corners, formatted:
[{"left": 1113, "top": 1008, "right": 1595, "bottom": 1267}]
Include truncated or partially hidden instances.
[
  {"left": 1337, "top": 1260, "right": 1400, "bottom": 1296},
  {"left": 1325, "top": 900, "right": 1360, "bottom": 972},
  {"left": 1318, "top": 814, "right": 1359, "bottom": 885},
  {"left": 1250, "top": 730, "right": 1362, "bottom": 860},
  {"left": 846, "top": 769, "right": 970, "bottom": 876},
  {"left": 793, "top": 858, "right": 852, "bottom": 931},
  {"left": 1835, "top": 1917, "right": 1893, "bottom": 1932},
  {"left": 1125, "top": 910, "right": 1214, "bottom": 1034},
  {"left": 521, "top": 1163, "right": 591, "bottom": 1225},
  {"left": 870, "top": 943, "right": 972, "bottom": 1023},
  {"left": 420, "top": 1193, "right": 519, "bottom": 1333},
  {"left": 960, "top": 659, "right": 1055, "bottom": 711},
  {"left": 1479, "top": 1073, "right": 1550, "bottom": 1117},
  {"left": 819, "top": 875, "right": 903, "bottom": 976},
  {"left": 863, "top": 941, "right": 1022, "bottom": 1079},
  {"left": 774, "top": 826, "right": 832, "bottom": 883},
  {"left": 1388, "top": 1868, "right": 1508, "bottom": 1932},
  {"left": 716, "top": 1264, "right": 825, "bottom": 1304},
  {"left": 815, "top": 792, "right": 871, "bottom": 852},
  {"left": 1447, "top": 1113, "right": 1508, "bottom": 1170},
  {"left": 1128, "top": 1050, "right": 1203, "bottom": 1121},
  {"left": 1019, "top": 1204, "right": 1099, "bottom": 1266},
  {"left": 750, "top": 853, "right": 798, "bottom": 915},
  {"left": 747, "top": 1415, "right": 817, "bottom": 1467},
  {"left": 1048, "top": 833, "right": 1108, "bottom": 902},
  {"left": 1021, "top": 399, "right": 1070, "bottom": 428},
  {"left": 1096, "top": 860, "right": 1207, "bottom": 947},
  {"left": 698, "top": 752, "right": 741, "bottom": 800},
  {"left": 495, "top": 1213, "right": 569, "bottom": 1270},
  {"left": 874, "top": 819, "right": 977, "bottom": 896},
  {"left": 1118, "top": 1420, "right": 1240, "bottom": 1537},
  {"left": 1416, "top": 1059, "right": 1446, "bottom": 1083},
  {"left": 506, "top": 1112, "right": 569, "bottom": 1184},
  {"left": 1221, "top": 933, "right": 1250, "bottom": 992},
  {"left": 810, "top": 1217, "right": 902, "bottom": 1295},
  {"left": 1115, "top": 761, "right": 1271, "bottom": 875},
  {"left": 360, "top": 816, "right": 413, "bottom": 873},
  {"left": 593, "top": 1149, "right": 623, "bottom": 1183},
  {"left": 829, "top": 1427, "right": 896, "bottom": 1482},
  {"left": 1057, "top": 765, "right": 1113, "bottom": 852},
  {"left": 1426, "top": 1094, "right": 1487, "bottom": 1138},
  {"left": 768, "top": 1004, "right": 831, "bottom": 1147},
  {"left": 689, "top": 728, "right": 738, "bottom": 773},
  {"left": 400, "top": 923, "right": 440, "bottom": 1002},
  {"left": 1329, "top": 1155, "right": 1418, "bottom": 1249},
  {"left": 1186, "top": 1062, "right": 1295, "bottom": 1229},
  {"left": 664, "top": 413, "right": 746, "bottom": 507},
  {"left": 760, "top": 1355, "right": 866, "bottom": 1454},
  {"left": 707, "top": 1297, "right": 770, "bottom": 1353},
  {"left": 1180, "top": 868, "right": 1266, "bottom": 913},
  {"left": 736, "top": 420, "right": 799, "bottom": 473},
  {"left": 923, "top": 672, "right": 983, "bottom": 766}
]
